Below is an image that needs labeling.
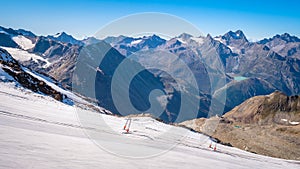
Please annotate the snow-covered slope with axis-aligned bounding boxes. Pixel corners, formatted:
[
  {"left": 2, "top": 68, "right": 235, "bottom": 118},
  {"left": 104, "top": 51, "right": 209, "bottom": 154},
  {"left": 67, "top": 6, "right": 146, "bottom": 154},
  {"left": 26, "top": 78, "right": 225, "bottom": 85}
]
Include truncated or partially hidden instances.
[
  {"left": 0, "top": 82, "right": 298, "bottom": 168},
  {"left": 1, "top": 47, "right": 51, "bottom": 68},
  {"left": 12, "top": 35, "right": 35, "bottom": 50},
  {"left": 0, "top": 47, "right": 108, "bottom": 116}
]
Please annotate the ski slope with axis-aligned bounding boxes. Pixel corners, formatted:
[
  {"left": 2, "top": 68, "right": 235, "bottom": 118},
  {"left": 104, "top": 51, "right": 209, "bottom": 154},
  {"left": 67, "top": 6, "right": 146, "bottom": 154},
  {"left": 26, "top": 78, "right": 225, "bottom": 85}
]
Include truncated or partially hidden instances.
[{"left": 0, "top": 82, "right": 299, "bottom": 169}]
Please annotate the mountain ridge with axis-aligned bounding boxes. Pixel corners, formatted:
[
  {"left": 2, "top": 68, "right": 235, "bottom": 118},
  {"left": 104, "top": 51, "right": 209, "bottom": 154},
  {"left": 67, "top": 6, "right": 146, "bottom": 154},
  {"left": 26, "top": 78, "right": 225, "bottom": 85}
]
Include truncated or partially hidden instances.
[{"left": 1, "top": 25, "right": 300, "bottom": 122}]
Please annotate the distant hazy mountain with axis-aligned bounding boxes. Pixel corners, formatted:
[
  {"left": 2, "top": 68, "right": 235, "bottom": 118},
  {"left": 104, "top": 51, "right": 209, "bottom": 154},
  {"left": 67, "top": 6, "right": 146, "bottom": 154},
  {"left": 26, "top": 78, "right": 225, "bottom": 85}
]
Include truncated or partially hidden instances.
[{"left": 105, "top": 34, "right": 166, "bottom": 56}]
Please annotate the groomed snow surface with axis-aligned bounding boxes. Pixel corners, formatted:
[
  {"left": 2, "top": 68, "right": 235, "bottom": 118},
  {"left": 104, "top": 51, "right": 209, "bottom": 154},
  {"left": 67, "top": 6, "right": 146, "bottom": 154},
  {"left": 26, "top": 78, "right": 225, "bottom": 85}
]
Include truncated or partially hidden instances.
[{"left": 0, "top": 82, "right": 299, "bottom": 169}]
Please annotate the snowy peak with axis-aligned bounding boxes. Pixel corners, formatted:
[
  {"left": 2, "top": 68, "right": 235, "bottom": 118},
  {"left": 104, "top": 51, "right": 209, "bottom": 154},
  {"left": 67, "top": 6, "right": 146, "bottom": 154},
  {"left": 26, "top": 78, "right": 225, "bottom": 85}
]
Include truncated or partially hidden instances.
[
  {"left": 48, "top": 32, "right": 83, "bottom": 45},
  {"left": 235, "top": 30, "right": 246, "bottom": 38},
  {"left": 139, "top": 34, "right": 166, "bottom": 48},
  {"left": 114, "top": 34, "right": 166, "bottom": 47},
  {"left": 171, "top": 33, "right": 205, "bottom": 46},
  {"left": 220, "top": 30, "right": 248, "bottom": 47},
  {"left": 224, "top": 30, "right": 247, "bottom": 40},
  {"left": 177, "top": 33, "right": 193, "bottom": 40},
  {"left": 106, "top": 34, "right": 167, "bottom": 56}
]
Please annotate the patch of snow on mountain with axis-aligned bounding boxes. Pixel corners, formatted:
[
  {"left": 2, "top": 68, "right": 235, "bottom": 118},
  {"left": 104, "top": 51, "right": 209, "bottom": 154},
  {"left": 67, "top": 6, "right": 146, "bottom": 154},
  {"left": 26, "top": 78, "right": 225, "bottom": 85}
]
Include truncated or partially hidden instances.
[
  {"left": 228, "top": 45, "right": 239, "bottom": 53},
  {"left": 1, "top": 47, "right": 51, "bottom": 68},
  {"left": 191, "top": 37, "right": 205, "bottom": 45},
  {"left": 176, "top": 38, "right": 187, "bottom": 44},
  {"left": 289, "top": 121, "right": 299, "bottom": 125},
  {"left": 130, "top": 39, "right": 142, "bottom": 45},
  {"left": 12, "top": 35, "right": 34, "bottom": 50},
  {"left": 214, "top": 37, "right": 225, "bottom": 44},
  {"left": 0, "top": 30, "right": 8, "bottom": 35}
]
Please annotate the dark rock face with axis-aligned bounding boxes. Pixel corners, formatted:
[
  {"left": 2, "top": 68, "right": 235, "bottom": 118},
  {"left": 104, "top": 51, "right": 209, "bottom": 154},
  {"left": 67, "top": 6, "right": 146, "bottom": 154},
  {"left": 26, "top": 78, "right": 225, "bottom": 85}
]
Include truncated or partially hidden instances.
[
  {"left": 0, "top": 48, "right": 65, "bottom": 102},
  {"left": 0, "top": 33, "right": 19, "bottom": 48},
  {"left": 30, "top": 36, "right": 72, "bottom": 59}
]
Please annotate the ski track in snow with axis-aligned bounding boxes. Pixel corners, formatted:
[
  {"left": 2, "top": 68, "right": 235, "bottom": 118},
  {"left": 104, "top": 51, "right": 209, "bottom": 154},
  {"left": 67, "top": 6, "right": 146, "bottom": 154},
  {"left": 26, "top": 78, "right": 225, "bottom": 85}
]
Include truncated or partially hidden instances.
[{"left": 0, "top": 82, "right": 299, "bottom": 169}]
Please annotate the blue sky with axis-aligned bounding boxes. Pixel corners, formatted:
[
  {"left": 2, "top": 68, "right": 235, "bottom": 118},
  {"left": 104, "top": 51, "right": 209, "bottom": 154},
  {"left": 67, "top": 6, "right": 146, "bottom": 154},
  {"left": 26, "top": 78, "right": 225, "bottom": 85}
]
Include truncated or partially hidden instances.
[{"left": 1, "top": 0, "right": 300, "bottom": 40}]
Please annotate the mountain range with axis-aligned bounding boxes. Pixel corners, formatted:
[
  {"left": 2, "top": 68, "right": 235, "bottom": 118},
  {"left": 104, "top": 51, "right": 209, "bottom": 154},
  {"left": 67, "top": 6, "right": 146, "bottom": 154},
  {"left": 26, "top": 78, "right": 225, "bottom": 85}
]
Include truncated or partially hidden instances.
[{"left": 1, "top": 25, "right": 300, "bottom": 123}]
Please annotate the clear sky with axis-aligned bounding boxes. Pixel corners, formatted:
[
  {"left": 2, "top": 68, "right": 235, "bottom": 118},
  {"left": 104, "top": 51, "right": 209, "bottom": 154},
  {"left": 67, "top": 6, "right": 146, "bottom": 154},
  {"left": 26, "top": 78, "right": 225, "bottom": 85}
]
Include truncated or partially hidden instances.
[{"left": 1, "top": 0, "right": 300, "bottom": 40}]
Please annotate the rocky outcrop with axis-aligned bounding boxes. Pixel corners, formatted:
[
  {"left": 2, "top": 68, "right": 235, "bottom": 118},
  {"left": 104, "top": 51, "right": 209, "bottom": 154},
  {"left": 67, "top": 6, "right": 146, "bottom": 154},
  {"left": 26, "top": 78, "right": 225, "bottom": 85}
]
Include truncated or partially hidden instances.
[
  {"left": 180, "top": 91, "right": 300, "bottom": 160},
  {"left": 223, "top": 91, "right": 300, "bottom": 124},
  {"left": 0, "top": 48, "right": 65, "bottom": 101}
]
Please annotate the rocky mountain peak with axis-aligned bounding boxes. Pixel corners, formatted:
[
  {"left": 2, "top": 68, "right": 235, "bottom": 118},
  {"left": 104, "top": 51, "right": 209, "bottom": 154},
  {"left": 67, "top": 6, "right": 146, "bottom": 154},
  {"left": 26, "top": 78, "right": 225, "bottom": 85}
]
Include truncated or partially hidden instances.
[
  {"left": 144, "top": 34, "right": 166, "bottom": 43},
  {"left": 222, "top": 30, "right": 248, "bottom": 46},
  {"left": 178, "top": 33, "right": 193, "bottom": 40},
  {"left": 259, "top": 33, "right": 300, "bottom": 45},
  {"left": 48, "top": 32, "right": 82, "bottom": 45},
  {"left": 278, "top": 33, "right": 300, "bottom": 43},
  {"left": 205, "top": 33, "right": 214, "bottom": 42}
]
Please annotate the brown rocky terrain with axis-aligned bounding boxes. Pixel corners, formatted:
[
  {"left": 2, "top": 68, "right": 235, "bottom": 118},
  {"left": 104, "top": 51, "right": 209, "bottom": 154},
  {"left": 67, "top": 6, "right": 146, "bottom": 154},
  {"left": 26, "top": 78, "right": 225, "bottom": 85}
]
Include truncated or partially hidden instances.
[{"left": 180, "top": 91, "right": 300, "bottom": 160}]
